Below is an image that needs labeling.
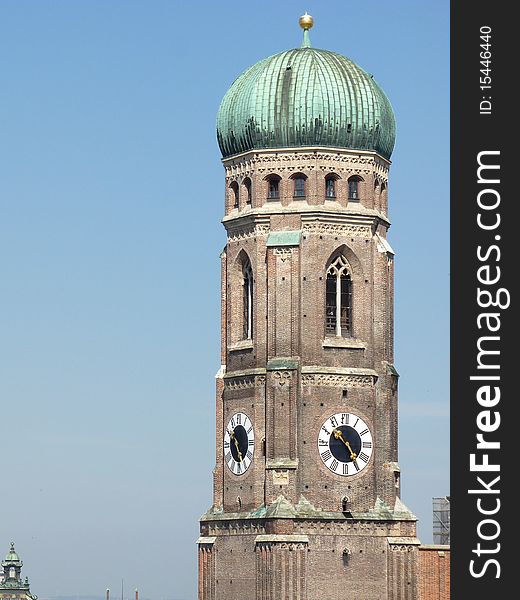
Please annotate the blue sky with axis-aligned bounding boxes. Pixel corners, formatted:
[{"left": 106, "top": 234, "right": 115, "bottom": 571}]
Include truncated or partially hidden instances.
[{"left": 0, "top": 1, "right": 449, "bottom": 599}]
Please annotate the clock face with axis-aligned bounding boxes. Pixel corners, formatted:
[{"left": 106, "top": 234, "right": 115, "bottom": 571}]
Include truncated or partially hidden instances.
[
  {"left": 317, "top": 412, "right": 373, "bottom": 476},
  {"left": 224, "top": 412, "right": 255, "bottom": 475}
]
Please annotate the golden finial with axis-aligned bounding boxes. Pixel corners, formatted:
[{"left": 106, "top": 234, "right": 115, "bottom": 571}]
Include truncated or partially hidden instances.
[{"left": 299, "top": 12, "right": 314, "bottom": 30}]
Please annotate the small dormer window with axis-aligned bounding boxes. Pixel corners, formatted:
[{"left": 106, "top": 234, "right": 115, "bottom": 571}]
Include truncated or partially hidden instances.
[{"left": 9, "top": 567, "right": 15, "bottom": 579}]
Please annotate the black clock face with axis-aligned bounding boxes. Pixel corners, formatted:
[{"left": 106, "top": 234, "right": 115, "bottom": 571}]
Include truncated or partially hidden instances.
[
  {"left": 229, "top": 425, "right": 249, "bottom": 462},
  {"left": 224, "top": 412, "right": 255, "bottom": 475},
  {"left": 317, "top": 412, "right": 373, "bottom": 476},
  {"left": 329, "top": 425, "right": 362, "bottom": 463}
]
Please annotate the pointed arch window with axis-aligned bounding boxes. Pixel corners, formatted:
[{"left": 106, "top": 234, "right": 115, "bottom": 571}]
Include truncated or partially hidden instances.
[
  {"left": 325, "top": 255, "right": 353, "bottom": 337},
  {"left": 243, "top": 260, "right": 253, "bottom": 339}
]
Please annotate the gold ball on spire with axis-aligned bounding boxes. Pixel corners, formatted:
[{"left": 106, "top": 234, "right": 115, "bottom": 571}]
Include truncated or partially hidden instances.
[{"left": 299, "top": 12, "right": 314, "bottom": 30}]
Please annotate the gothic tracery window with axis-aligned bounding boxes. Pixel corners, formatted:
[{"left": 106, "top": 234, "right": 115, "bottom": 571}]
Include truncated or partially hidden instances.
[
  {"left": 325, "top": 255, "right": 353, "bottom": 337},
  {"left": 242, "top": 260, "right": 253, "bottom": 339}
]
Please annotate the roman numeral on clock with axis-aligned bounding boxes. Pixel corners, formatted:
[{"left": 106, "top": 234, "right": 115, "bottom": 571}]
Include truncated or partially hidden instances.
[
  {"left": 224, "top": 441, "right": 230, "bottom": 449},
  {"left": 330, "top": 459, "right": 339, "bottom": 472},
  {"left": 358, "top": 452, "right": 370, "bottom": 463},
  {"left": 342, "top": 463, "right": 349, "bottom": 475},
  {"left": 320, "top": 450, "right": 332, "bottom": 462},
  {"left": 341, "top": 413, "right": 349, "bottom": 424},
  {"left": 359, "top": 428, "right": 369, "bottom": 436},
  {"left": 362, "top": 441, "right": 372, "bottom": 448}
]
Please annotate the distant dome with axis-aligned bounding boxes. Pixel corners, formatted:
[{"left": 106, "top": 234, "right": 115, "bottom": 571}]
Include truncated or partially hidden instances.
[
  {"left": 217, "top": 34, "right": 396, "bottom": 159},
  {"left": 3, "top": 543, "right": 22, "bottom": 565}
]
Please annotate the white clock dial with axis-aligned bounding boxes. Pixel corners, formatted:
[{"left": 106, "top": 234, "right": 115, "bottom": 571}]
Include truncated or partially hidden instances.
[
  {"left": 317, "top": 412, "right": 373, "bottom": 476},
  {"left": 224, "top": 412, "right": 255, "bottom": 475}
]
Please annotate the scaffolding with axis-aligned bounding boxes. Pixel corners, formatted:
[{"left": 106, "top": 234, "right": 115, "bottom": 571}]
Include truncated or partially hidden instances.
[{"left": 433, "top": 496, "right": 450, "bottom": 544}]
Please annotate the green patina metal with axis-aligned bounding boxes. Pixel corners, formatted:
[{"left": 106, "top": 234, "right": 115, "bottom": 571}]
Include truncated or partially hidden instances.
[
  {"left": 266, "top": 357, "right": 299, "bottom": 371},
  {"left": 266, "top": 230, "right": 301, "bottom": 247},
  {"left": 217, "top": 31, "right": 396, "bottom": 159}
]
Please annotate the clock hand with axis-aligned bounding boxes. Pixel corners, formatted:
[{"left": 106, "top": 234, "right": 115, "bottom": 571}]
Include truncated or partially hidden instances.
[
  {"left": 332, "top": 429, "right": 357, "bottom": 460},
  {"left": 227, "top": 428, "right": 243, "bottom": 461}
]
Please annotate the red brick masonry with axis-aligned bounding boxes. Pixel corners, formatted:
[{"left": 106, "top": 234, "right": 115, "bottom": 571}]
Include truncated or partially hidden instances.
[{"left": 418, "top": 545, "right": 450, "bottom": 600}]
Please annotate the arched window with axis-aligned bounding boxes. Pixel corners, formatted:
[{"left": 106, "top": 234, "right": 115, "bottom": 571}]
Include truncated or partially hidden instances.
[
  {"left": 348, "top": 176, "right": 362, "bottom": 201},
  {"left": 243, "top": 177, "right": 252, "bottom": 205},
  {"left": 325, "top": 175, "right": 337, "bottom": 198},
  {"left": 243, "top": 260, "right": 253, "bottom": 339},
  {"left": 342, "top": 496, "right": 351, "bottom": 513},
  {"left": 266, "top": 175, "right": 281, "bottom": 199},
  {"left": 325, "top": 255, "right": 353, "bottom": 337},
  {"left": 230, "top": 181, "right": 239, "bottom": 208},
  {"left": 292, "top": 174, "right": 306, "bottom": 198},
  {"left": 9, "top": 568, "right": 15, "bottom": 579}
]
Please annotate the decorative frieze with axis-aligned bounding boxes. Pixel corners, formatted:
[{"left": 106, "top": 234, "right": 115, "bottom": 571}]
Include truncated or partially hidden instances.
[
  {"left": 272, "top": 371, "right": 292, "bottom": 387},
  {"left": 302, "top": 373, "right": 375, "bottom": 388},
  {"left": 302, "top": 222, "right": 371, "bottom": 237},
  {"left": 227, "top": 223, "right": 270, "bottom": 242},
  {"left": 224, "top": 375, "right": 266, "bottom": 390},
  {"left": 391, "top": 545, "right": 415, "bottom": 552},
  {"left": 273, "top": 247, "right": 293, "bottom": 261},
  {"left": 224, "top": 149, "right": 390, "bottom": 178}
]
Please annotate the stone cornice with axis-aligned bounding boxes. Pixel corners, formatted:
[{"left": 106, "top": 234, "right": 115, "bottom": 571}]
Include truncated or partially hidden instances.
[{"left": 223, "top": 206, "right": 391, "bottom": 234}]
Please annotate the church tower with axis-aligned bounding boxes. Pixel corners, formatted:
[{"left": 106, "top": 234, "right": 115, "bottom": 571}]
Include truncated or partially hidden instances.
[
  {"left": 199, "top": 15, "right": 420, "bottom": 600},
  {"left": 0, "top": 544, "right": 37, "bottom": 600}
]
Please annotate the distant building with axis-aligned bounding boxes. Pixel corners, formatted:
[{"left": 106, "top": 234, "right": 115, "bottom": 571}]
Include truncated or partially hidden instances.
[
  {"left": 0, "top": 543, "right": 37, "bottom": 600},
  {"left": 433, "top": 497, "right": 451, "bottom": 545}
]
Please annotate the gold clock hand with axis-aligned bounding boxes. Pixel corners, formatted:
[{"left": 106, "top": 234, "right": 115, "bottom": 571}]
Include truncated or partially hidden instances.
[
  {"left": 332, "top": 429, "right": 357, "bottom": 460},
  {"left": 227, "top": 428, "right": 243, "bottom": 461}
]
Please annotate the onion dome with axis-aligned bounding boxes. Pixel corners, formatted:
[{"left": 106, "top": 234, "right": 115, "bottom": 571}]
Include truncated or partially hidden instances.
[
  {"left": 2, "top": 543, "right": 22, "bottom": 567},
  {"left": 217, "top": 14, "right": 396, "bottom": 159}
]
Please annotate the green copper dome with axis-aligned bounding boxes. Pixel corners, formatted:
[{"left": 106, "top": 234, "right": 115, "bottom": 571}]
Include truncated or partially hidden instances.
[
  {"left": 3, "top": 543, "right": 22, "bottom": 566},
  {"left": 217, "top": 33, "right": 396, "bottom": 159}
]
